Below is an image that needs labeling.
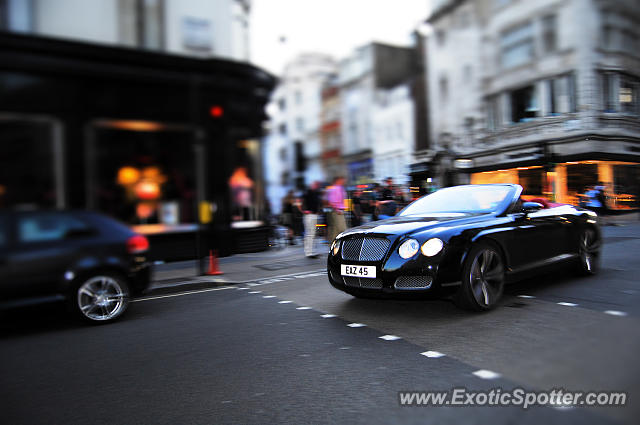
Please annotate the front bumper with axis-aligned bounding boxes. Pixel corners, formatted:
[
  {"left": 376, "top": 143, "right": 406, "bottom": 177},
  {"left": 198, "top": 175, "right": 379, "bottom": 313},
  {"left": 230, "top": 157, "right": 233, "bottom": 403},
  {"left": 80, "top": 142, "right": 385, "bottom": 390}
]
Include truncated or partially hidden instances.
[{"left": 327, "top": 249, "right": 458, "bottom": 298}]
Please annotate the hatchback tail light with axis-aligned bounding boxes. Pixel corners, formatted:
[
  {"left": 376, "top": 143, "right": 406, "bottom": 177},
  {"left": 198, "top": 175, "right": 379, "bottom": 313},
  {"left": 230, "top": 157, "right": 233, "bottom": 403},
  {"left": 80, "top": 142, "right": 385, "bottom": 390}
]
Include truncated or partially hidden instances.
[{"left": 127, "top": 234, "right": 149, "bottom": 254}]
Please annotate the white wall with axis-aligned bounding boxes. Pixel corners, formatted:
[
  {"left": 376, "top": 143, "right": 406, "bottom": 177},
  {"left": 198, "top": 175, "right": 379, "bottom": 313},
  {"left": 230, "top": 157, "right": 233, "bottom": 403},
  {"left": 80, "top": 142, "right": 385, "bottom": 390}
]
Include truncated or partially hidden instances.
[{"left": 34, "top": 0, "right": 118, "bottom": 44}]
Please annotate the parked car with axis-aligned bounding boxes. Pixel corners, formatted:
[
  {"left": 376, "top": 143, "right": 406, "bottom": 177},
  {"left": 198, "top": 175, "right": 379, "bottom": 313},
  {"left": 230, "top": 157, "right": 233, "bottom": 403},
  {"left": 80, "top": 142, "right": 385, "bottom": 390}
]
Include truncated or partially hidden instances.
[
  {"left": 0, "top": 209, "right": 151, "bottom": 323},
  {"left": 327, "top": 184, "right": 601, "bottom": 311}
]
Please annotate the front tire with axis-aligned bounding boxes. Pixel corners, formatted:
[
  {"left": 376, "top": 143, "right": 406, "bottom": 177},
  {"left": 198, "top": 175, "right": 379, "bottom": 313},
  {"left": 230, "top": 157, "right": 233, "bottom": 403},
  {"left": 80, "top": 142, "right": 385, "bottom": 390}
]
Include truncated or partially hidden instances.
[
  {"left": 455, "top": 242, "right": 505, "bottom": 311},
  {"left": 72, "top": 273, "right": 130, "bottom": 323}
]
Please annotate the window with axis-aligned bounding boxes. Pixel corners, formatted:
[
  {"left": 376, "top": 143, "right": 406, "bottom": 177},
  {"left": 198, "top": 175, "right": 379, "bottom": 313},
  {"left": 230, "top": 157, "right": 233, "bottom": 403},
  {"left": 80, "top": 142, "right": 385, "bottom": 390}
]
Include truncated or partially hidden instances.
[
  {"left": 18, "top": 213, "right": 91, "bottom": 244},
  {"left": 619, "top": 75, "right": 639, "bottom": 114},
  {"left": 435, "top": 29, "right": 446, "bottom": 47},
  {"left": 501, "top": 22, "right": 534, "bottom": 68},
  {"left": 294, "top": 90, "right": 303, "bottom": 105},
  {"left": 278, "top": 98, "right": 286, "bottom": 111},
  {"left": 295, "top": 117, "right": 305, "bottom": 133},
  {"left": 439, "top": 76, "right": 449, "bottom": 102},
  {"left": 278, "top": 123, "right": 287, "bottom": 135},
  {"left": 602, "top": 72, "right": 639, "bottom": 114},
  {"left": 541, "top": 15, "right": 557, "bottom": 53},
  {"left": 486, "top": 95, "right": 501, "bottom": 131},
  {"left": 546, "top": 79, "right": 557, "bottom": 115},
  {"left": 510, "top": 85, "right": 538, "bottom": 123},
  {"left": 602, "top": 72, "right": 618, "bottom": 112}
]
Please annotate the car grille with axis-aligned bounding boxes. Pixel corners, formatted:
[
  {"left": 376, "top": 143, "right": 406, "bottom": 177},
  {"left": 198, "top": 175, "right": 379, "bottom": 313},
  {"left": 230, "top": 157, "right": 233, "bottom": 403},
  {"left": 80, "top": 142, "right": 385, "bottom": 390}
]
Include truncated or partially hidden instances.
[
  {"left": 394, "top": 276, "right": 433, "bottom": 290},
  {"left": 343, "top": 276, "right": 383, "bottom": 289},
  {"left": 341, "top": 237, "right": 391, "bottom": 262}
]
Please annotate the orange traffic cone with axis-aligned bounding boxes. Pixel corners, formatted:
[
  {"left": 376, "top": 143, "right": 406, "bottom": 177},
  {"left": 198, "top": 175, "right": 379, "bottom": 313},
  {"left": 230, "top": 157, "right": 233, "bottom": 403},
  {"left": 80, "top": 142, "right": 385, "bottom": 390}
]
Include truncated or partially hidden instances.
[{"left": 205, "top": 249, "right": 224, "bottom": 275}]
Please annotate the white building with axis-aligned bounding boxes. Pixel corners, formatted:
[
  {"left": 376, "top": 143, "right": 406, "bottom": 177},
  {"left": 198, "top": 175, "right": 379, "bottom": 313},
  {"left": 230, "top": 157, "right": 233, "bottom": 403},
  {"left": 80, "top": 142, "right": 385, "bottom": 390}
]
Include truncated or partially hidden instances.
[
  {"left": 338, "top": 42, "right": 416, "bottom": 185},
  {"left": 425, "top": 0, "right": 640, "bottom": 208},
  {"left": 1, "top": 0, "right": 251, "bottom": 61},
  {"left": 263, "top": 53, "right": 337, "bottom": 213},
  {"left": 372, "top": 84, "right": 415, "bottom": 184}
]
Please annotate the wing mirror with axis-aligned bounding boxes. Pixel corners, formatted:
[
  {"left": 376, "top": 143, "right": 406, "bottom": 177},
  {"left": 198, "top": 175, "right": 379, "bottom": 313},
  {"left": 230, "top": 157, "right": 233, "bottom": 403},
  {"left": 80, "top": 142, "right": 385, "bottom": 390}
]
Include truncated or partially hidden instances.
[{"left": 522, "top": 202, "right": 543, "bottom": 214}]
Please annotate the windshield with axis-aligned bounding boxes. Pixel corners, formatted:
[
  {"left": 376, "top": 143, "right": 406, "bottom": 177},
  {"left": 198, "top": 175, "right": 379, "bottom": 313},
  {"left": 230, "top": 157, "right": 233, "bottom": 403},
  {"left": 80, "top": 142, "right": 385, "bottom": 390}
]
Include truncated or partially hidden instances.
[{"left": 399, "top": 185, "right": 514, "bottom": 216}]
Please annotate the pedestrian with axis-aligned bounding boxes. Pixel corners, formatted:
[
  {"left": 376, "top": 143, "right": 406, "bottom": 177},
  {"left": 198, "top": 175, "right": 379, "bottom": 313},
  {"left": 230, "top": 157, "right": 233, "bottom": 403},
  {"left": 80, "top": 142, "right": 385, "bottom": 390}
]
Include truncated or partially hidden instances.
[
  {"left": 377, "top": 177, "right": 398, "bottom": 219},
  {"left": 351, "top": 189, "right": 363, "bottom": 227},
  {"left": 280, "top": 190, "right": 295, "bottom": 245},
  {"left": 584, "top": 185, "right": 604, "bottom": 217},
  {"left": 326, "top": 176, "right": 347, "bottom": 242},
  {"left": 302, "top": 181, "right": 322, "bottom": 258}
]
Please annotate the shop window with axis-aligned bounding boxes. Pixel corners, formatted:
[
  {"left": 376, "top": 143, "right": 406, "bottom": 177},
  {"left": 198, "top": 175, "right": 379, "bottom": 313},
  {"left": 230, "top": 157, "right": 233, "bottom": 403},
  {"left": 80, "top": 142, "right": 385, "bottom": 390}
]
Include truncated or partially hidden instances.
[
  {"left": 94, "top": 127, "right": 196, "bottom": 225},
  {"left": 510, "top": 85, "right": 538, "bottom": 123},
  {"left": 518, "top": 168, "right": 544, "bottom": 195},
  {"left": 500, "top": 22, "right": 534, "bottom": 68},
  {"left": 566, "top": 164, "right": 598, "bottom": 195},
  {"left": 0, "top": 120, "right": 57, "bottom": 208},
  {"left": 613, "top": 164, "right": 640, "bottom": 209}
]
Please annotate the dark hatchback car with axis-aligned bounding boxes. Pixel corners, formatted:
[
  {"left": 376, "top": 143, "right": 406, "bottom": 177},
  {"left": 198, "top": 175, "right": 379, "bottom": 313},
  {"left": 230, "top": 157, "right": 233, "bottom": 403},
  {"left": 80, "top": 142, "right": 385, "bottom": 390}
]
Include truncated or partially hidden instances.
[{"left": 0, "top": 210, "right": 151, "bottom": 323}]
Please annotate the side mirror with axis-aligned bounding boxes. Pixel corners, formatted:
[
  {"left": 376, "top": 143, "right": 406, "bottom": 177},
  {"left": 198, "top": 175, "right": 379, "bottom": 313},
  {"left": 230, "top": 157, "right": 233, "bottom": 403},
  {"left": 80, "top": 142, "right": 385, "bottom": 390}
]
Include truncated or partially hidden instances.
[{"left": 522, "top": 202, "right": 543, "bottom": 214}]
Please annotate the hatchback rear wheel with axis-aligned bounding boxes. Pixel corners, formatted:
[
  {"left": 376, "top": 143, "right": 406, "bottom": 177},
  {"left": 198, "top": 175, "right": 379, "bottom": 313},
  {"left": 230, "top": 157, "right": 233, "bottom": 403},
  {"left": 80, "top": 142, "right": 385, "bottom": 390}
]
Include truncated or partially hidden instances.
[{"left": 73, "top": 273, "right": 130, "bottom": 323}]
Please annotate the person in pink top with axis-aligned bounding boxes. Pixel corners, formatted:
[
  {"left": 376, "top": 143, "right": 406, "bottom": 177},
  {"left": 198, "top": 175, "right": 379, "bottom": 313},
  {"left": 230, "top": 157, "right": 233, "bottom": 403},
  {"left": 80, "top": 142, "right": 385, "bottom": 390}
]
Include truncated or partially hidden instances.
[{"left": 326, "top": 176, "right": 347, "bottom": 242}]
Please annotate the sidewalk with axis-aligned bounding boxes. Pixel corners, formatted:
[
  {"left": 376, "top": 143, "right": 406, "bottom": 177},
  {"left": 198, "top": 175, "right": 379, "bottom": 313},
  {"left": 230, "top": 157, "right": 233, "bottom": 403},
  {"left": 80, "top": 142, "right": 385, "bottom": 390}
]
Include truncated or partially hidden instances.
[{"left": 147, "top": 242, "right": 329, "bottom": 295}]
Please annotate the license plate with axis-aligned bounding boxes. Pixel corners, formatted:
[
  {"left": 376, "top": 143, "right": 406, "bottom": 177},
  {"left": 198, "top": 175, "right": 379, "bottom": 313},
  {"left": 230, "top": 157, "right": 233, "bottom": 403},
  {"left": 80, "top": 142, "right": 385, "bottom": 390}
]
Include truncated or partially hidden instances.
[{"left": 341, "top": 264, "right": 376, "bottom": 278}]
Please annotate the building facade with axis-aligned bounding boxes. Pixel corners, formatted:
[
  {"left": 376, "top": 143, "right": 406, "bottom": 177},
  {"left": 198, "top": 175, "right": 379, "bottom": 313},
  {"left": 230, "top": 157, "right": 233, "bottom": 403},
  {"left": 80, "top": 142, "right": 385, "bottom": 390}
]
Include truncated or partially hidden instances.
[
  {"left": 0, "top": 1, "right": 275, "bottom": 259},
  {"left": 425, "top": 0, "right": 640, "bottom": 210},
  {"left": 338, "top": 42, "right": 417, "bottom": 185},
  {"left": 0, "top": 0, "right": 251, "bottom": 61},
  {"left": 319, "top": 77, "right": 345, "bottom": 183},
  {"left": 263, "top": 53, "right": 337, "bottom": 213}
]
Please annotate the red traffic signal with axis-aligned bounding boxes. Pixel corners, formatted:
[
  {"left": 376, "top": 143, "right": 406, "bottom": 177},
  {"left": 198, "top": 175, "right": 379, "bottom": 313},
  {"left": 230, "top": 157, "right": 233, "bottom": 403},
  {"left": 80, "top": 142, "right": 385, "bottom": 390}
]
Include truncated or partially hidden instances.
[{"left": 209, "top": 105, "right": 224, "bottom": 118}]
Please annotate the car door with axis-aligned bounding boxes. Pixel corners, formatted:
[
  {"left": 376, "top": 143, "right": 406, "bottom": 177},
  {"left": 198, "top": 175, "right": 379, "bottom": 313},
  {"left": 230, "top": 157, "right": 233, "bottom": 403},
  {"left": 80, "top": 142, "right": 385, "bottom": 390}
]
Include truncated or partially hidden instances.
[
  {"left": 508, "top": 207, "right": 569, "bottom": 271},
  {"left": 6, "top": 211, "right": 96, "bottom": 300}
]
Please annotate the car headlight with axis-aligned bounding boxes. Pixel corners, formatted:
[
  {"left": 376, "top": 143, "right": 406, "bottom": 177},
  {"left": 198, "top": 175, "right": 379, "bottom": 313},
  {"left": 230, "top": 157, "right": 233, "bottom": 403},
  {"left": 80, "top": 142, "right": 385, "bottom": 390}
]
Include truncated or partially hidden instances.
[
  {"left": 421, "top": 238, "right": 444, "bottom": 257},
  {"left": 398, "top": 239, "right": 420, "bottom": 259},
  {"left": 331, "top": 239, "right": 341, "bottom": 256}
]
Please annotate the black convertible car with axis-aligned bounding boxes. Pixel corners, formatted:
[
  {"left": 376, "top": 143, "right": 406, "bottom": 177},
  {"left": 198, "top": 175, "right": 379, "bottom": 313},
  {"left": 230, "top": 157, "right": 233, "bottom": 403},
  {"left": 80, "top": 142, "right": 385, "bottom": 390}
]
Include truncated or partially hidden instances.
[{"left": 327, "top": 184, "right": 601, "bottom": 311}]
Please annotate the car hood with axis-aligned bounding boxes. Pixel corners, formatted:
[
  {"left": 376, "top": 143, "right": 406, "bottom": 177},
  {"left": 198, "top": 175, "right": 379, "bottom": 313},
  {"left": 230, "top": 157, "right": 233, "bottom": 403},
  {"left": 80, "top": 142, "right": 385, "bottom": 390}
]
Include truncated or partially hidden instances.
[{"left": 338, "top": 213, "right": 490, "bottom": 239}]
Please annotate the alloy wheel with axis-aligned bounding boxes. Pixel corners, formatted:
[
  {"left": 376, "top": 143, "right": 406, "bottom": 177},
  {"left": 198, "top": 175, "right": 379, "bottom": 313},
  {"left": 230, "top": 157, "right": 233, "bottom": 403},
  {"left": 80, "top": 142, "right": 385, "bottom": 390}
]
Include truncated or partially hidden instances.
[
  {"left": 469, "top": 248, "right": 504, "bottom": 308},
  {"left": 77, "top": 275, "right": 129, "bottom": 322}
]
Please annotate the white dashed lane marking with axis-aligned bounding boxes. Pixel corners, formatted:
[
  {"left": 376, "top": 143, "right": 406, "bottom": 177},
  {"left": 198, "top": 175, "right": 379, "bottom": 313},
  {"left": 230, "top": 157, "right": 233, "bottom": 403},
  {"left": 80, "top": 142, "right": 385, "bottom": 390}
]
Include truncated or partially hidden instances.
[
  {"left": 296, "top": 306, "right": 312, "bottom": 310},
  {"left": 421, "top": 351, "right": 446, "bottom": 358},
  {"left": 321, "top": 314, "right": 336, "bottom": 318},
  {"left": 278, "top": 300, "right": 293, "bottom": 304},
  {"left": 604, "top": 310, "right": 628, "bottom": 317},
  {"left": 379, "top": 335, "right": 401, "bottom": 341},
  {"left": 262, "top": 295, "right": 276, "bottom": 299},
  {"left": 557, "top": 302, "right": 578, "bottom": 307},
  {"left": 347, "top": 323, "right": 366, "bottom": 328},
  {"left": 472, "top": 370, "right": 502, "bottom": 380},
  {"left": 248, "top": 291, "right": 261, "bottom": 294},
  {"left": 517, "top": 295, "right": 536, "bottom": 299}
]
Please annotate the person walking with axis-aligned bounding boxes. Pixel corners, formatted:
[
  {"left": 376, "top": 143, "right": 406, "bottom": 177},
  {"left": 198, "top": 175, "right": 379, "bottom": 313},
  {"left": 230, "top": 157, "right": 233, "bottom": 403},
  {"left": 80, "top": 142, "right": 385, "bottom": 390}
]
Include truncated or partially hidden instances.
[
  {"left": 302, "top": 181, "right": 322, "bottom": 258},
  {"left": 326, "top": 176, "right": 347, "bottom": 242}
]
